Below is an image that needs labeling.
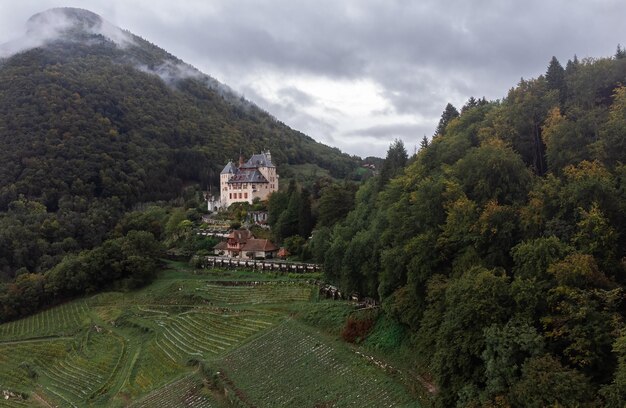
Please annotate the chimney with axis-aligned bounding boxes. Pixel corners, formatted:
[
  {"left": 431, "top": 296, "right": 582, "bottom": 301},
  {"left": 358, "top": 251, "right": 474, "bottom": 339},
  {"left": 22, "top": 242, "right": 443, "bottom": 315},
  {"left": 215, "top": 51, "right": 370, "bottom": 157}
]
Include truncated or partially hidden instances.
[
  {"left": 239, "top": 150, "right": 244, "bottom": 167},
  {"left": 265, "top": 150, "right": 271, "bottom": 164}
]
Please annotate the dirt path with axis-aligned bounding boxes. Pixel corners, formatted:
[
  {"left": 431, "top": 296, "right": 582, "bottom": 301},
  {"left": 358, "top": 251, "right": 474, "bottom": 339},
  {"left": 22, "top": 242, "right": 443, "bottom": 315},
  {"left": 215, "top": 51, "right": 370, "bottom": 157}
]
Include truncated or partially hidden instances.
[
  {"left": 353, "top": 349, "right": 438, "bottom": 395},
  {"left": 416, "top": 374, "right": 437, "bottom": 395},
  {"left": 114, "top": 341, "right": 142, "bottom": 394},
  {"left": 31, "top": 391, "right": 54, "bottom": 407}
]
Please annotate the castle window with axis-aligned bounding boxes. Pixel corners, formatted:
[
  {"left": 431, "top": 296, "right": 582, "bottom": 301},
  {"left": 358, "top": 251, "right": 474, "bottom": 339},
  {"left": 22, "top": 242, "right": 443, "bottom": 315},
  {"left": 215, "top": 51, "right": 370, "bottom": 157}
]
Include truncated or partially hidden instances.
[
  {"left": 244, "top": 193, "right": 248, "bottom": 199},
  {"left": 229, "top": 193, "right": 232, "bottom": 199}
]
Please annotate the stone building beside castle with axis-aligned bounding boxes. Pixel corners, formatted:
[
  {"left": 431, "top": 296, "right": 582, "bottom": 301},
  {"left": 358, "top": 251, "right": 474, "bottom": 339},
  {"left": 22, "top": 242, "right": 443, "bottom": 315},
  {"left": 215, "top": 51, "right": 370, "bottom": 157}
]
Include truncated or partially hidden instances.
[{"left": 216, "top": 151, "right": 278, "bottom": 209}]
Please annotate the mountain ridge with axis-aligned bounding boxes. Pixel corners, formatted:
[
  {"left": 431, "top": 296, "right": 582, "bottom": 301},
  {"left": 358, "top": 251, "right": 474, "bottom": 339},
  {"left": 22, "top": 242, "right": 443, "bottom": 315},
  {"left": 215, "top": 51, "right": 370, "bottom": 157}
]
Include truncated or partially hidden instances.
[
  {"left": 0, "top": 7, "right": 359, "bottom": 189},
  {"left": 0, "top": 8, "right": 359, "bottom": 279}
]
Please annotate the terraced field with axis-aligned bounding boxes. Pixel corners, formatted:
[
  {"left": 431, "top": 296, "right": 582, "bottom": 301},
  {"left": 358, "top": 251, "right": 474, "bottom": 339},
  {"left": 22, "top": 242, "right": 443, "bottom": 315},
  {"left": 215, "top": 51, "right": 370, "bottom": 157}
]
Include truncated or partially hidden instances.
[
  {"left": 38, "top": 331, "right": 125, "bottom": 407},
  {"left": 0, "top": 264, "right": 419, "bottom": 407},
  {"left": 149, "top": 310, "right": 274, "bottom": 363},
  {"left": 0, "top": 301, "right": 89, "bottom": 341},
  {"left": 194, "top": 282, "right": 313, "bottom": 304},
  {"left": 130, "top": 375, "right": 217, "bottom": 408},
  {"left": 218, "top": 321, "right": 419, "bottom": 407},
  {"left": 0, "top": 339, "right": 69, "bottom": 391}
]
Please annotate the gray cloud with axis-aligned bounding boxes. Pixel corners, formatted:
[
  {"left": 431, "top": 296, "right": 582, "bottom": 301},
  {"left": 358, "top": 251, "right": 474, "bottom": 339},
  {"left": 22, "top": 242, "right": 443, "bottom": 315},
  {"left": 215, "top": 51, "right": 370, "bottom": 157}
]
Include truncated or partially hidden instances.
[
  {"left": 277, "top": 86, "right": 316, "bottom": 108},
  {"left": 239, "top": 84, "right": 337, "bottom": 144},
  {"left": 1, "top": 0, "right": 626, "bottom": 157},
  {"left": 346, "top": 123, "right": 430, "bottom": 141},
  {"left": 0, "top": 7, "right": 134, "bottom": 58},
  {"left": 340, "top": 122, "right": 435, "bottom": 158}
]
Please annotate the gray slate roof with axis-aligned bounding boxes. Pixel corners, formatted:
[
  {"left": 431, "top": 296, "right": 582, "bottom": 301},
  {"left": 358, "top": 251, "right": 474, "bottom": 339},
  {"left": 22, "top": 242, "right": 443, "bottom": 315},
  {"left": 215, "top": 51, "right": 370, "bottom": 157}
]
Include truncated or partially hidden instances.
[
  {"left": 221, "top": 161, "right": 237, "bottom": 174},
  {"left": 242, "top": 152, "right": 274, "bottom": 168},
  {"left": 227, "top": 169, "right": 268, "bottom": 183}
]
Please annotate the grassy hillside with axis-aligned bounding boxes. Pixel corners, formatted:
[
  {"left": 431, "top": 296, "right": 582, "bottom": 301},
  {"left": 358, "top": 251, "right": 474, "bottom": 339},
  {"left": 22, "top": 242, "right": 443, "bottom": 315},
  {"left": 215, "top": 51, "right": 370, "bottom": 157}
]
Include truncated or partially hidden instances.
[{"left": 0, "top": 262, "right": 419, "bottom": 407}]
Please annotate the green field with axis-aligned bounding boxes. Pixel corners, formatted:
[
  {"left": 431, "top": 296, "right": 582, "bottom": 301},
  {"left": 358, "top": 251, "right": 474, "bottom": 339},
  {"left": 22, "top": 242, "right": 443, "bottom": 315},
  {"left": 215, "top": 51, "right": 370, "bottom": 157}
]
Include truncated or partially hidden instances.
[{"left": 0, "top": 263, "right": 420, "bottom": 407}]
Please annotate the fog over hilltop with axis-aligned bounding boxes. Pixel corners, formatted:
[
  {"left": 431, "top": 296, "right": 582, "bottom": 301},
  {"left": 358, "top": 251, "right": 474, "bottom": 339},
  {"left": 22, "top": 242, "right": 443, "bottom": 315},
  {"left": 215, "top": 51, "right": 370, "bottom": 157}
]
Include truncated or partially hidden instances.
[{"left": 0, "top": 8, "right": 133, "bottom": 58}]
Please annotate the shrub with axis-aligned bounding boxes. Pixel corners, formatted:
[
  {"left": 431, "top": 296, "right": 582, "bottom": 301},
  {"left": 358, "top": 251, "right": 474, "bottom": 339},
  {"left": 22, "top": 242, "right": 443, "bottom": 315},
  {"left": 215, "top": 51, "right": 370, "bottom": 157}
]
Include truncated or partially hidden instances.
[{"left": 341, "top": 315, "right": 375, "bottom": 343}]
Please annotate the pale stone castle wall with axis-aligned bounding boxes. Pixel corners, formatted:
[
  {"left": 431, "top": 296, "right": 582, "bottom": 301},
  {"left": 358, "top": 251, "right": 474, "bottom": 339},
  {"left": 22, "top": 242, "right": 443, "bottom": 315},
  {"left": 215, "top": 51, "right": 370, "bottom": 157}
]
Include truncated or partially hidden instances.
[{"left": 218, "top": 151, "right": 278, "bottom": 208}]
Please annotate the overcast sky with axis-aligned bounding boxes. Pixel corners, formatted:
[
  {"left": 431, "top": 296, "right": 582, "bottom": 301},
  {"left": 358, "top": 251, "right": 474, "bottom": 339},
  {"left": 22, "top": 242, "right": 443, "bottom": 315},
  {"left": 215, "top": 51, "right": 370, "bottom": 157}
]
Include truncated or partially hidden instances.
[{"left": 1, "top": 1, "right": 625, "bottom": 157}]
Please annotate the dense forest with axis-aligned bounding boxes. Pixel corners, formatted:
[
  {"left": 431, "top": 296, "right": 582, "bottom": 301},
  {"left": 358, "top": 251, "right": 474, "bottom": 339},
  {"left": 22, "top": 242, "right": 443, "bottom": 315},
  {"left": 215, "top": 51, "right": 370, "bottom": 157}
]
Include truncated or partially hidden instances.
[
  {"left": 311, "top": 52, "right": 626, "bottom": 406},
  {"left": 0, "top": 9, "right": 358, "bottom": 285}
]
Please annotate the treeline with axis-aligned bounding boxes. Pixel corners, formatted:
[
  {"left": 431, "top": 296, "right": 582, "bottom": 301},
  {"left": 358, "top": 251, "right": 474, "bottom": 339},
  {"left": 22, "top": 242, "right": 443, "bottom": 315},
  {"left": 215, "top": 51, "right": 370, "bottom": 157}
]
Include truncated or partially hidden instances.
[
  {"left": 0, "top": 229, "right": 162, "bottom": 323},
  {"left": 261, "top": 177, "right": 360, "bottom": 258},
  {"left": 0, "top": 195, "right": 214, "bottom": 324},
  {"left": 314, "top": 52, "right": 626, "bottom": 406},
  {"left": 0, "top": 199, "right": 175, "bottom": 322}
]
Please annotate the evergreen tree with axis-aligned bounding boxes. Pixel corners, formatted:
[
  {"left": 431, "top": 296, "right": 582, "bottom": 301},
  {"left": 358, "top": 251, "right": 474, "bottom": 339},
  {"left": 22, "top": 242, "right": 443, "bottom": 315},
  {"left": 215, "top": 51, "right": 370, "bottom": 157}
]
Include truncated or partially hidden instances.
[
  {"left": 267, "top": 190, "right": 289, "bottom": 227},
  {"left": 546, "top": 56, "right": 567, "bottom": 107},
  {"left": 419, "top": 135, "right": 429, "bottom": 150},
  {"left": 461, "top": 96, "right": 478, "bottom": 113},
  {"left": 275, "top": 191, "right": 300, "bottom": 243},
  {"left": 566, "top": 54, "right": 580, "bottom": 74},
  {"left": 297, "top": 188, "right": 313, "bottom": 238},
  {"left": 546, "top": 56, "right": 565, "bottom": 90},
  {"left": 435, "top": 103, "right": 460, "bottom": 136},
  {"left": 378, "top": 139, "right": 408, "bottom": 188},
  {"left": 317, "top": 183, "right": 357, "bottom": 228}
]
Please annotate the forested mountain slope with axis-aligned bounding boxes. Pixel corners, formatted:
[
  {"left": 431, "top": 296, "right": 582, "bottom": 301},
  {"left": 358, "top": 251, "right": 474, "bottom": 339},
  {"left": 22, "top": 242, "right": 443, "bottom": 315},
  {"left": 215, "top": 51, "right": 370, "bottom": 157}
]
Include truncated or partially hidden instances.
[
  {"left": 316, "top": 53, "right": 626, "bottom": 406},
  {"left": 0, "top": 8, "right": 357, "bottom": 280}
]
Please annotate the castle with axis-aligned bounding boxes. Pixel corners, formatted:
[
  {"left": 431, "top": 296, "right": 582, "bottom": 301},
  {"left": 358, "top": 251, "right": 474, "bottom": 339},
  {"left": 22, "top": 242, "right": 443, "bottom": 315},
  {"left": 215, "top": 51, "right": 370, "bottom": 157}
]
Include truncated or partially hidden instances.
[{"left": 213, "top": 151, "right": 278, "bottom": 209}]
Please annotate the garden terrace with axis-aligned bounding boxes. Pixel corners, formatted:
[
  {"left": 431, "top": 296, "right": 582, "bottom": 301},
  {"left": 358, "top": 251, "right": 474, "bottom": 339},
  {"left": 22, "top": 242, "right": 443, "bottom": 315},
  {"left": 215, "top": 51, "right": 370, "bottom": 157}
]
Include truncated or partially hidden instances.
[
  {"left": 130, "top": 374, "right": 217, "bottom": 408},
  {"left": 216, "top": 321, "right": 419, "bottom": 407},
  {"left": 0, "top": 263, "right": 418, "bottom": 406},
  {"left": 0, "top": 300, "right": 89, "bottom": 341},
  {"left": 193, "top": 281, "right": 314, "bottom": 305}
]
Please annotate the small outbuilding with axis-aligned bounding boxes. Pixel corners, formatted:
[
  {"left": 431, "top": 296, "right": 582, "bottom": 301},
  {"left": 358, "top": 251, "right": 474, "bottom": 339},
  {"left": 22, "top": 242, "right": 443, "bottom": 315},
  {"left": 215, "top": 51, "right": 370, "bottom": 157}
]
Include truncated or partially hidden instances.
[
  {"left": 213, "top": 229, "right": 278, "bottom": 259},
  {"left": 277, "top": 247, "right": 289, "bottom": 259}
]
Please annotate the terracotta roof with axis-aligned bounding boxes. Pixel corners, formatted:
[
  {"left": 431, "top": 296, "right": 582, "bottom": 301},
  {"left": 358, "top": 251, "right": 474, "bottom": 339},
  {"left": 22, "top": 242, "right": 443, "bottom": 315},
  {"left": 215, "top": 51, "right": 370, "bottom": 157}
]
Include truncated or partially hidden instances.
[
  {"left": 214, "top": 241, "right": 227, "bottom": 250},
  {"left": 242, "top": 239, "right": 278, "bottom": 252},
  {"left": 228, "top": 229, "right": 253, "bottom": 241},
  {"left": 277, "top": 247, "right": 289, "bottom": 257}
]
